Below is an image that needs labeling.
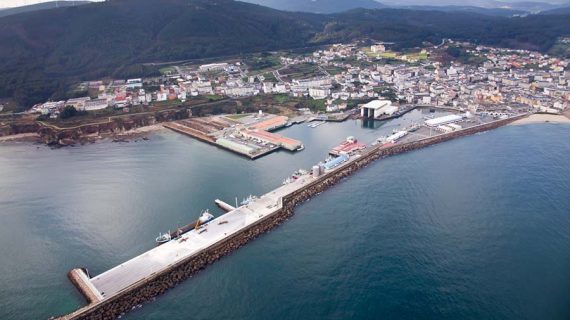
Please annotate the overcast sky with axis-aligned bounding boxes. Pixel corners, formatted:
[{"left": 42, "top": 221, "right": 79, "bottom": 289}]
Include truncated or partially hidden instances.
[{"left": 0, "top": 0, "right": 102, "bottom": 9}]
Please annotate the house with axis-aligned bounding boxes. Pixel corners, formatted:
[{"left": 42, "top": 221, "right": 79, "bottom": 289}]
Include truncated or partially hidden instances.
[
  {"left": 309, "top": 87, "right": 330, "bottom": 100},
  {"left": 371, "top": 44, "right": 386, "bottom": 53}
]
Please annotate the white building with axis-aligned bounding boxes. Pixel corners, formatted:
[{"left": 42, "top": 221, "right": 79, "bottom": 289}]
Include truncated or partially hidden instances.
[
  {"left": 262, "top": 82, "right": 274, "bottom": 94},
  {"left": 199, "top": 63, "right": 228, "bottom": 72},
  {"left": 126, "top": 78, "right": 143, "bottom": 89},
  {"left": 225, "top": 86, "right": 256, "bottom": 97},
  {"left": 156, "top": 92, "right": 167, "bottom": 102},
  {"left": 360, "top": 99, "right": 393, "bottom": 118},
  {"left": 292, "top": 77, "right": 331, "bottom": 89},
  {"left": 309, "top": 87, "right": 331, "bottom": 100},
  {"left": 66, "top": 97, "right": 90, "bottom": 111},
  {"left": 84, "top": 98, "right": 108, "bottom": 111},
  {"left": 425, "top": 114, "right": 463, "bottom": 127},
  {"left": 274, "top": 83, "right": 288, "bottom": 93},
  {"left": 371, "top": 44, "right": 386, "bottom": 53}
]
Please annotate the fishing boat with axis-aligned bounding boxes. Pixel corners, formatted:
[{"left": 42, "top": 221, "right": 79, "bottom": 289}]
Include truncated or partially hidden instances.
[
  {"left": 241, "top": 195, "right": 257, "bottom": 206},
  {"left": 308, "top": 121, "right": 326, "bottom": 128},
  {"left": 155, "top": 210, "right": 215, "bottom": 245},
  {"left": 197, "top": 210, "right": 214, "bottom": 225},
  {"left": 155, "top": 232, "right": 171, "bottom": 244}
]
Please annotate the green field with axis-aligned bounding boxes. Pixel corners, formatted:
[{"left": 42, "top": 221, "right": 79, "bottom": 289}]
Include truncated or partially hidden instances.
[
  {"left": 159, "top": 67, "right": 176, "bottom": 75},
  {"left": 262, "top": 72, "right": 277, "bottom": 82},
  {"left": 379, "top": 52, "right": 397, "bottom": 58},
  {"left": 225, "top": 113, "right": 250, "bottom": 120},
  {"left": 245, "top": 54, "right": 282, "bottom": 75},
  {"left": 280, "top": 63, "right": 324, "bottom": 80},
  {"left": 323, "top": 66, "right": 345, "bottom": 76}
]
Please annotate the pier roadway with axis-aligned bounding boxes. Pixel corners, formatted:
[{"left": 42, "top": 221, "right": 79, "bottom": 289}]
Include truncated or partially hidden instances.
[{"left": 89, "top": 173, "right": 322, "bottom": 300}]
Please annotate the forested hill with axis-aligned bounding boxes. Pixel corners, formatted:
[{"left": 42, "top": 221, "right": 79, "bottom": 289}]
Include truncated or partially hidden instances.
[
  {"left": 0, "top": 0, "right": 568, "bottom": 108},
  {"left": 323, "top": 9, "right": 570, "bottom": 51}
]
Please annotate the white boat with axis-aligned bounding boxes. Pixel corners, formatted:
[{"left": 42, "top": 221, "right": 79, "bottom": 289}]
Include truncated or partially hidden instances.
[
  {"left": 240, "top": 195, "right": 257, "bottom": 206},
  {"left": 308, "top": 121, "right": 326, "bottom": 128},
  {"left": 198, "top": 209, "right": 214, "bottom": 224},
  {"left": 155, "top": 232, "right": 171, "bottom": 244},
  {"left": 297, "top": 144, "right": 305, "bottom": 151}
]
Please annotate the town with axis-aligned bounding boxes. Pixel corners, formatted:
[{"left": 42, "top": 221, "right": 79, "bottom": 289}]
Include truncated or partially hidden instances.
[{"left": 28, "top": 39, "right": 569, "bottom": 122}]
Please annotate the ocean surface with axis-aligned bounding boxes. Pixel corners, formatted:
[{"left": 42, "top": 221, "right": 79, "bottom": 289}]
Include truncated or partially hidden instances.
[{"left": 0, "top": 113, "right": 569, "bottom": 320}]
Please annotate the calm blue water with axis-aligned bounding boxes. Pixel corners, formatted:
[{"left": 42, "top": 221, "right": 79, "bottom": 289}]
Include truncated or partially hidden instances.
[{"left": 0, "top": 116, "right": 569, "bottom": 320}]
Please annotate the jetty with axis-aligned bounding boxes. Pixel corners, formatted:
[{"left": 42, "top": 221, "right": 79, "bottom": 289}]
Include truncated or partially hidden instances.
[{"left": 57, "top": 114, "right": 526, "bottom": 320}]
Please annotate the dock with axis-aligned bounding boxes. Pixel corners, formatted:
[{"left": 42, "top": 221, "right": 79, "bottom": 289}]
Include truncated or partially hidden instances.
[
  {"left": 56, "top": 114, "right": 526, "bottom": 320},
  {"left": 163, "top": 113, "right": 302, "bottom": 159}
]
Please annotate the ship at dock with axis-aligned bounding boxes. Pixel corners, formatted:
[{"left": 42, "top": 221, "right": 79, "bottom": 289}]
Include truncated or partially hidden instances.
[
  {"left": 283, "top": 169, "right": 309, "bottom": 185},
  {"left": 155, "top": 210, "right": 215, "bottom": 245},
  {"left": 329, "top": 136, "right": 366, "bottom": 156}
]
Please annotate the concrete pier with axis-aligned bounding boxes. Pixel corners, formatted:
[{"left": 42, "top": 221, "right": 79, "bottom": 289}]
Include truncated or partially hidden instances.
[
  {"left": 215, "top": 199, "right": 236, "bottom": 212},
  {"left": 67, "top": 269, "right": 104, "bottom": 304},
  {"left": 56, "top": 114, "right": 526, "bottom": 320}
]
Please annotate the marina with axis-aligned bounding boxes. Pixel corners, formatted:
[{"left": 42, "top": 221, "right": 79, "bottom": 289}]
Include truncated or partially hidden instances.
[{"left": 57, "top": 112, "right": 527, "bottom": 320}]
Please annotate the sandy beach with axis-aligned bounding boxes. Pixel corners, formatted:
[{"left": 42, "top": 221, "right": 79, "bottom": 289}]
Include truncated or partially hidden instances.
[
  {"left": 510, "top": 113, "right": 570, "bottom": 125},
  {"left": 123, "top": 124, "right": 166, "bottom": 135},
  {"left": 0, "top": 133, "right": 40, "bottom": 143}
]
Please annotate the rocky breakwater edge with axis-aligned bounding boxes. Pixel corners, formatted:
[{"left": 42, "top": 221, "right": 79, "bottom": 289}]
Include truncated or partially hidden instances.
[{"left": 55, "top": 114, "right": 525, "bottom": 320}]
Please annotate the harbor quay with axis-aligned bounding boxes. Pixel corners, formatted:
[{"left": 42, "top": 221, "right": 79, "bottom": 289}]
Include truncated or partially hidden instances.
[
  {"left": 56, "top": 114, "right": 526, "bottom": 320},
  {"left": 163, "top": 113, "right": 303, "bottom": 160}
]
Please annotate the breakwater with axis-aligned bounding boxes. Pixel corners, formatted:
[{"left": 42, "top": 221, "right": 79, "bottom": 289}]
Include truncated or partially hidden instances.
[{"left": 56, "top": 114, "right": 525, "bottom": 320}]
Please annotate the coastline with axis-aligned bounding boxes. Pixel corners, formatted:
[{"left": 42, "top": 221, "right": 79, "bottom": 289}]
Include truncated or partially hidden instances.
[
  {"left": 0, "top": 124, "right": 166, "bottom": 146},
  {"left": 106, "top": 124, "right": 165, "bottom": 139},
  {"left": 80, "top": 124, "right": 166, "bottom": 144},
  {"left": 0, "top": 133, "right": 40, "bottom": 144},
  {"left": 510, "top": 113, "right": 570, "bottom": 125}
]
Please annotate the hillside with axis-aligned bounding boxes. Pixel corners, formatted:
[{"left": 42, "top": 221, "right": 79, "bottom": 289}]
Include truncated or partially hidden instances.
[
  {"left": 324, "top": 9, "right": 570, "bottom": 50},
  {"left": 240, "top": 0, "right": 385, "bottom": 13},
  {"left": 0, "top": 1, "right": 91, "bottom": 18},
  {"left": 397, "top": 5, "right": 526, "bottom": 16},
  {"left": 0, "top": 0, "right": 325, "bottom": 107},
  {"left": 381, "top": 0, "right": 568, "bottom": 12},
  {"left": 540, "top": 6, "right": 570, "bottom": 14},
  {"left": 0, "top": 0, "right": 568, "bottom": 109}
]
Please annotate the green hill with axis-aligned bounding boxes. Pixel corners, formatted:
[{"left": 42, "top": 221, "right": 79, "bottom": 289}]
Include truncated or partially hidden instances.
[
  {"left": 241, "top": 0, "right": 386, "bottom": 14},
  {"left": 0, "top": 0, "right": 568, "bottom": 109}
]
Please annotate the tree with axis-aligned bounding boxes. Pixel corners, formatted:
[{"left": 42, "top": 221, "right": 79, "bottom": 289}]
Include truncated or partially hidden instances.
[{"left": 60, "top": 106, "right": 78, "bottom": 119}]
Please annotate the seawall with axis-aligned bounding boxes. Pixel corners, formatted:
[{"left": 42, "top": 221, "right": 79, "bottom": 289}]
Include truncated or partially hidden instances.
[{"left": 56, "top": 114, "right": 525, "bottom": 320}]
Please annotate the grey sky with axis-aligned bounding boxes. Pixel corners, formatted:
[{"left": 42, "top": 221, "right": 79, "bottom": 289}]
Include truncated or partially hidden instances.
[{"left": 0, "top": 0, "right": 102, "bottom": 9}]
